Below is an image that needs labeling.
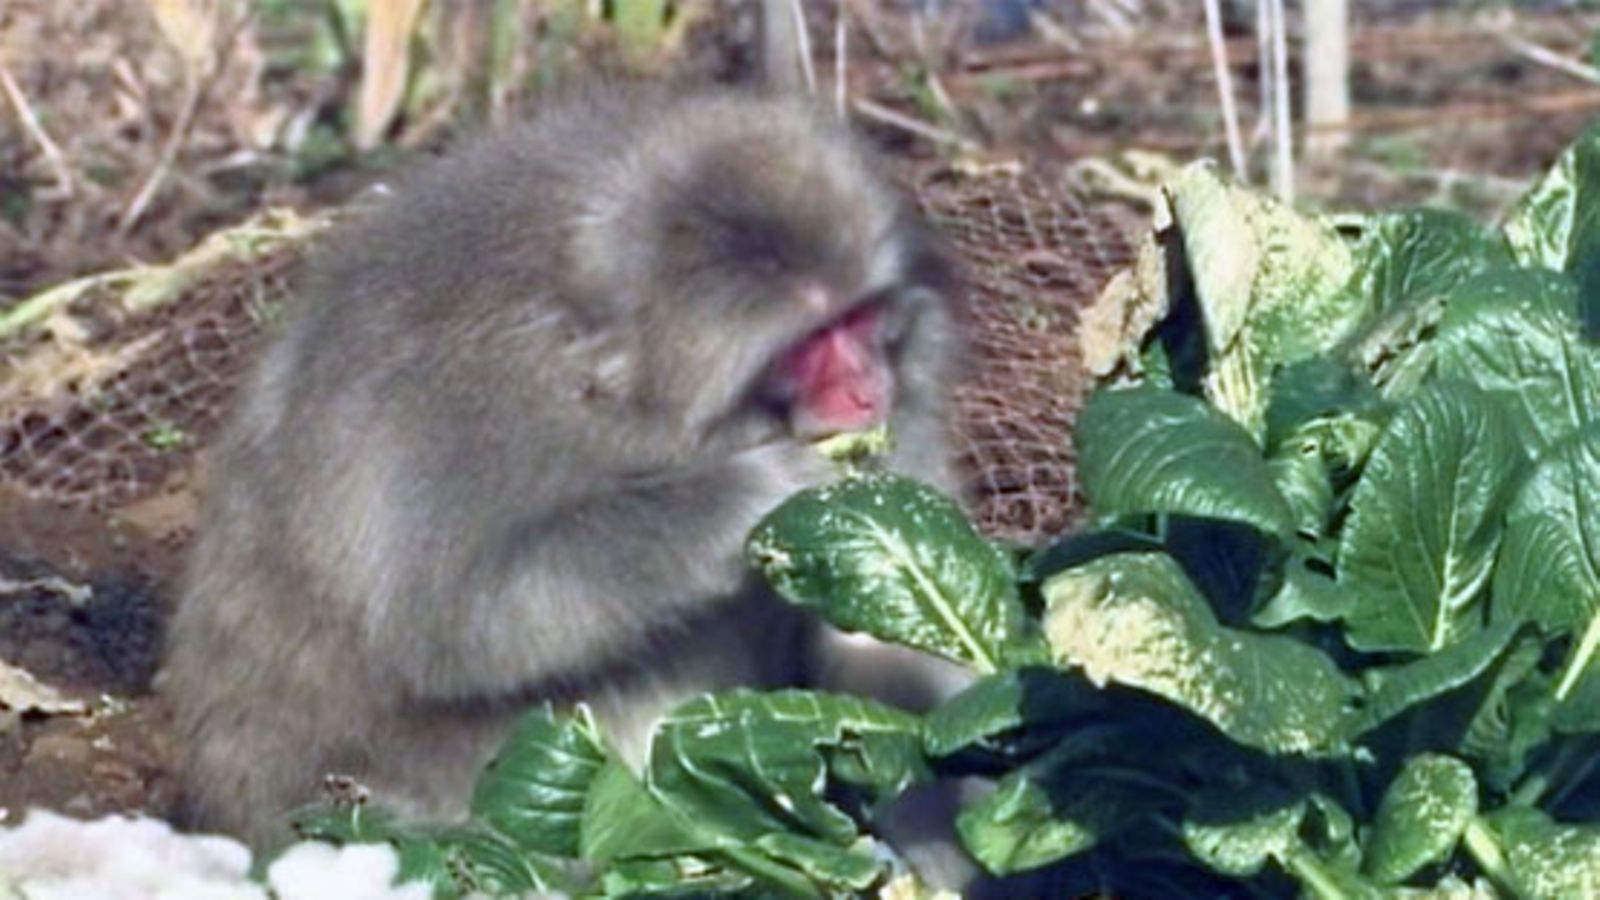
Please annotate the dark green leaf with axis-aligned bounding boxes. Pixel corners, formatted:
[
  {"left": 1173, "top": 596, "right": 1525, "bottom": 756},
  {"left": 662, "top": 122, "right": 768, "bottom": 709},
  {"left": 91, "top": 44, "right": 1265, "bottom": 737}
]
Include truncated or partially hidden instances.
[
  {"left": 599, "top": 857, "right": 755, "bottom": 897},
  {"left": 1162, "top": 516, "right": 1279, "bottom": 625},
  {"left": 1460, "top": 635, "right": 1550, "bottom": 788},
  {"left": 1345, "top": 619, "right": 1521, "bottom": 739},
  {"left": 470, "top": 705, "right": 608, "bottom": 858},
  {"left": 1077, "top": 388, "right": 1294, "bottom": 538},
  {"left": 1337, "top": 382, "right": 1522, "bottom": 653},
  {"left": 921, "top": 667, "right": 1105, "bottom": 759},
  {"left": 1268, "top": 439, "right": 1336, "bottom": 537},
  {"left": 1022, "top": 528, "right": 1164, "bottom": 583},
  {"left": 1492, "top": 423, "right": 1600, "bottom": 638},
  {"left": 1340, "top": 292, "right": 1450, "bottom": 399},
  {"left": 1180, "top": 783, "right": 1305, "bottom": 877},
  {"left": 1554, "top": 665, "right": 1600, "bottom": 733},
  {"left": 1265, "top": 355, "right": 1387, "bottom": 448},
  {"left": 1341, "top": 209, "right": 1512, "bottom": 315},
  {"left": 285, "top": 807, "right": 568, "bottom": 896},
  {"left": 579, "top": 760, "right": 711, "bottom": 862},
  {"left": 1252, "top": 547, "right": 1350, "bottom": 628},
  {"left": 1434, "top": 267, "right": 1599, "bottom": 450},
  {"left": 753, "top": 833, "right": 880, "bottom": 890},
  {"left": 431, "top": 825, "right": 567, "bottom": 896},
  {"left": 648, "top": 690, "right": 923, "bottom": 848},
  {"left": 957, "top": 757, "right": 1169, "bottom": 875},
  {"left": 748, "top": 474, "right": 1035, "bottom": 672}
]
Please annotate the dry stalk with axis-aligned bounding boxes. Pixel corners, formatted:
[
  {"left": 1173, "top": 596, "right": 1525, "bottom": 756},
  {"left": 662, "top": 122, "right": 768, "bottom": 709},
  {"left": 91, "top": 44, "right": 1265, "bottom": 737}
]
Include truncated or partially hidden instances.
[{"left": 0, "top": 58, "right": 77, "bottom": 198}]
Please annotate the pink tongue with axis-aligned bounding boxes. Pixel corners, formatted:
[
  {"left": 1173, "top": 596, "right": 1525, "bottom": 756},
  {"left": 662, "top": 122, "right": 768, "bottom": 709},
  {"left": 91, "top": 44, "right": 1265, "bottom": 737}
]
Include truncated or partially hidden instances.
[
  {"left": 782, "top": 308, "right": 886, "bottom": 432},
  {"left": 808, "top": 333, "right": 878, "bottom": 426}
]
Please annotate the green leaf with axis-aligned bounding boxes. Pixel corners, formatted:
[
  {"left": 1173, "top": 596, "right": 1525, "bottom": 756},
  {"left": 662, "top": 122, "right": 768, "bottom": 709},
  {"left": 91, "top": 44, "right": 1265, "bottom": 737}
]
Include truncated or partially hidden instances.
[
  {"left": 1022, "top": 528, "right": 1165, "bottom": 583},
  {"left": 1042, "top": 552, "right": 1358, "bottom": 754},
  {"left": 1341, "top": 290, "right": 1451, "bottom": 399},
  {"left": 286, "top": 808, "right": 568, "bottom": 896},
  {"left": 648, "top": 690, "right": 924, "bottom": 848},
  {"left": 1342, "top": 209, "right": 1512, "bottom": 315},
  {"left": 470, "top": 705, "right": 608, "bottom": 859},
  {"left": 1363, "top": 754, "right": 1477, "bottom": 885},
  {"left": 1460, "top": 635, "right": 1550, "bottom": 788},
  {"left": 921, "top": 667, "right": 1105, "bottom": 759},
  {"left": 958, "top": 773, "right": 1160, "bottom": 876},
  {"left": 1180, "top": 783, "right": 1306, "bottom": 877},
  {"left": 1268, "top": 438, "right": 1336, "bottom": 537},
  {"left": 1503, "top": 119, "right": 1600, "bottom": 273},
  {"left": 599, "top": 856, "right": 755, "bottom": 897},
  {"left": 748, "top": 474, "right": 1035, "bottom": 673},
  {"left": 1492, "top": 423, "right": 1600, "bottom": 639},
  {"left": 1474, "top": 806, "right": 1600, "bottom": 899},
  {"left": 1264, "top": 355, "right": 1387, "bottom": 449},
  {"left": 1253, "top": 547, "right": 1351, "bottom": 628},
  {"left": 1553, "top": 664, "right": 1600, "bottom": 732},
  {"left": 1163, "top": 163, "right": 1361, "bottom": 433},
  {"left": 1077, "top": 388, "right": 1295, "bottom": 538},
  {"left": 1337, "top": 382, "right": 1522, "bottom": 653},
  {"left": 956, "top": 735, "right": 1172, "bottom": 875},
  {"left": 753, "top": 832, "right": 881, "bottom": 891},
  {"left": 1434, "top": 267, "right": 1600, "bottom": 450},
  {"left": 580, "top": 760, "right": 711, "bottom": 862},
  {"left": 427, "top": 826, "right": 567, "bottom": 896},
  {"left": 1494, "top": 425, "right": 1600, "bottom": 706},
  {"left": 1345, "top": 619, "right": 1521, "bottom": 739},
  {"left": 1303, "top": 793, "right": 1362, "bottom": 872}
]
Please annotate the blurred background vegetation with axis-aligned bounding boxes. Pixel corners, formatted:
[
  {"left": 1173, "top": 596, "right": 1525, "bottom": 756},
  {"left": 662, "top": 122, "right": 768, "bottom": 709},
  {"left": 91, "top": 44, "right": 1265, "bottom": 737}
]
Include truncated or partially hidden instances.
[{"left": 4, "top": 1, "right": 1600, "bottom": 300}]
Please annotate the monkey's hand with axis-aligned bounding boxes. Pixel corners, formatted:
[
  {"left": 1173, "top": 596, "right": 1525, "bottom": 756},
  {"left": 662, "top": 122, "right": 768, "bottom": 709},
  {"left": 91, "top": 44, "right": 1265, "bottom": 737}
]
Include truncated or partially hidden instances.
[
  {"left": 396, "top": 438, "right": 839, "bottom": 700},
  {"left": 734, "top": 439, "right": 844, "bottom": 515}
]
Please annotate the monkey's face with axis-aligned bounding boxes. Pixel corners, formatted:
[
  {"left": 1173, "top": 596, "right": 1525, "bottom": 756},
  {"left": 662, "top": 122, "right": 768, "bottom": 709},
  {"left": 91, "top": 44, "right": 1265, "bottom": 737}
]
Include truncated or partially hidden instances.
[{"left": 620, "top": 123, "right": 949, "bottom": 444}]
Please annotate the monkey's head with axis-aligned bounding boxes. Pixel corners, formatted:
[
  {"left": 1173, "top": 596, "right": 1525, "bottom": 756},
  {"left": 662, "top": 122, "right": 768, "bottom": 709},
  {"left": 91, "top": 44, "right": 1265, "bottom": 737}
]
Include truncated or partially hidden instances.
[{"left": 573, "top": 94, "right": 956, "bottom": 446}]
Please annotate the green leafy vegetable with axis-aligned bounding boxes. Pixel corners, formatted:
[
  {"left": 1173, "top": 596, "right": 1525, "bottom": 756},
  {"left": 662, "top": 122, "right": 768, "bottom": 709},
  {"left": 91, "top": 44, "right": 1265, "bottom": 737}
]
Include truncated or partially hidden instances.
[
  {"left": 470, "top": 705, "right": 608, "bottom": 858},
  {"left": 1473, "top": 807, "right": 1600, "bottom": 899},
  {"left": 1077, "top": 388, "right": 1295, "bottom": 537},
  {"left": 1180, "top": 784, "right": 1306, "bottom": 878},
  {"left": 1336, "top": 382, "right": 1523, "bottom": 653},
  {"left": 1042, "top": 552, "right": 1357, "bottom": 754},
  {"left": 1433, "top": 267, "right": 1600, "bottom": 449},
  {"left": 1164, "top": 163, "right": 1361, "bottom": 433},
  {"left": 1341, "top": 208, "right": 1512, "bottom": 315},
  {"left": 748, "top": 474, "right": 1038, "bottom": 672},
  {"left": 1363, "top": 754, "right": 1477, "bottom": 885}
]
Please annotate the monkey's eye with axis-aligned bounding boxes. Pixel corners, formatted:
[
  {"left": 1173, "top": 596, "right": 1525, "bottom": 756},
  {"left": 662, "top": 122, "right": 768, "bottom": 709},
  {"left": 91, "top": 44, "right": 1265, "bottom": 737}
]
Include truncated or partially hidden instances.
[{"left": 713, "top": 219, "right": 793, "bottom": 276}]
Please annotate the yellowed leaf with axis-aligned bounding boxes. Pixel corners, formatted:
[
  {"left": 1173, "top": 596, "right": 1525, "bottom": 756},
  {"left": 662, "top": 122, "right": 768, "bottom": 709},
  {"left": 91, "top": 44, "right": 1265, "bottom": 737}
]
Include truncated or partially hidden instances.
[
  {"left": 143, "top": 0, "right": 219, "bottom": 76},
  {"left": 0, "top": 658, "right": 86, "bottom": 716}
]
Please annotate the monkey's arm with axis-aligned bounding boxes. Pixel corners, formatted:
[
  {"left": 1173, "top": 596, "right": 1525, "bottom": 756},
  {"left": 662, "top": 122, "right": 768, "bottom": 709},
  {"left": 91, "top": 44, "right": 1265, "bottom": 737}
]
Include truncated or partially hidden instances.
[{"left": 383, "top": 441, "right": 830, "bottom": 701}]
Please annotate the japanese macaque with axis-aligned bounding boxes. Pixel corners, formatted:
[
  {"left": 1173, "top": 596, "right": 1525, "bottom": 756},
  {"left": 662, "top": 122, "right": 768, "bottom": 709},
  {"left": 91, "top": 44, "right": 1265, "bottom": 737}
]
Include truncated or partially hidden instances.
[{"left": 160, "top": 83, "right": 968, "bottom": 849}]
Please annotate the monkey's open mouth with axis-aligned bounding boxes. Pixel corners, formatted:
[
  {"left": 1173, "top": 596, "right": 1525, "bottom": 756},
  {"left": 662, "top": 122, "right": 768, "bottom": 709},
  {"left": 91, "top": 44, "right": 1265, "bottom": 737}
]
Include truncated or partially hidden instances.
[{"left": 765, "top": 300, "right": 892, "bottom": 437}]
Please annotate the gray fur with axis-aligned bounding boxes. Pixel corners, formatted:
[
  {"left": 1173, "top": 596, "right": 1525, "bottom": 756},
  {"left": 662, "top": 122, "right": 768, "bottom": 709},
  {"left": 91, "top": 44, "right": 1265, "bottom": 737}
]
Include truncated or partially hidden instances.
[{"left": 161, "top": 84, "right": 964, "bottom": 845}]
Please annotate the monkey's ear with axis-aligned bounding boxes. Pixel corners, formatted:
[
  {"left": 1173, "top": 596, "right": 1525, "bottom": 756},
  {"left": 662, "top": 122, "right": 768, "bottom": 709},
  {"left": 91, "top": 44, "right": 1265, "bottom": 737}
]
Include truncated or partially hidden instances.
[{"left": 756, "top": 0, "right": 815, "bottom": 96}]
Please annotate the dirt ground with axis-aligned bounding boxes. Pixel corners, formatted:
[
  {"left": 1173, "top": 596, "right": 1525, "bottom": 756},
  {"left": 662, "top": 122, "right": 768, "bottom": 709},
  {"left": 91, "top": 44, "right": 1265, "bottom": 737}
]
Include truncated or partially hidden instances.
[{"left": 3, "top": 0, "right": 1600, "bottom": 844}]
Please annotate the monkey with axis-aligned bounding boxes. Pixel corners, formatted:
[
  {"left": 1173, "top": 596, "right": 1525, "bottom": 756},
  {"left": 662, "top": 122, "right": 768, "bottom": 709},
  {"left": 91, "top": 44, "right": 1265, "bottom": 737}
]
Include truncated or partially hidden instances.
[{"left": 159, "top": 82, "right": 969, "bottom": 852}]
